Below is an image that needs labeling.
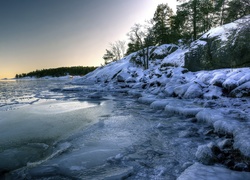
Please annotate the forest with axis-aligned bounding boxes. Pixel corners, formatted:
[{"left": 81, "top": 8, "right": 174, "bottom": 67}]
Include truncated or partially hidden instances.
[
  {"left": 16, "top": 66, "right": 97, "bottom": 78},
  {"left": 103, "top": 0, "right": 250, "bottom": 65}
]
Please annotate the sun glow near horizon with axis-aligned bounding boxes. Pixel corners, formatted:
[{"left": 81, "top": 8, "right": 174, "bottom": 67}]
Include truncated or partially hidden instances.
[{"left": 0, "top": 0, "right": 177, "bottom": 79}]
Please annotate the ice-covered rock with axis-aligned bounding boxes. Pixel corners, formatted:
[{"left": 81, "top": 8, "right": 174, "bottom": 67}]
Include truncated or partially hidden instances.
[
  {"left": 150, "top": 100, "right": 171, "bottom": 110},
  {"left": 116, "top": 71, "right": 131, "bottom": 82},
  {"left": 138, "top": 97, "right": 157, "bottom": 105},
  {"left": 183, "top": 83, "right": 203, "bottom": 99},
  {"left": 234, "top": 129, "right": 250, "bottom": 158},
  {"left": 173, "top": 83, "right": 190, "bottom": 97},
  {"left": 203, "top": 85, "right": 223, "bottom": 99},
  {"left": 177, "top": 163, "right": 250, "bottom": 180},
  {"left": 150, "top": 44, "right": 179, "bottom": 60},
  {"left": 217, "top": 139, "right": 232, "bottom": 150},
  {"left": 195, "top": 143, "right": 217, "bottom": 165},
  {"left": 229, "top": 81, "right": 250, "bottom": 97}
]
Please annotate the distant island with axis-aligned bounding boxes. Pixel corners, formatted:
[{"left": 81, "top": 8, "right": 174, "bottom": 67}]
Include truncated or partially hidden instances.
[{"left": 15, "top": 66, "right": 97, "bottom": 78}]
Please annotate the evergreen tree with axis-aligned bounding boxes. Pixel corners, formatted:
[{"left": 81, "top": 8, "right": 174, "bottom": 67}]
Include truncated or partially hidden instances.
[
  {"left": 152, "top": 3, "right": 174, "bottom": 44},
  {"left": 225, "top": 0, "right": 250, "bottom": 23}
]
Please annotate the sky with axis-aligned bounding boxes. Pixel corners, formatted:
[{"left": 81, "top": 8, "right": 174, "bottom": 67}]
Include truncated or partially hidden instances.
[{"left": 0, "top": 0, "right": 177, "bottom": 78}]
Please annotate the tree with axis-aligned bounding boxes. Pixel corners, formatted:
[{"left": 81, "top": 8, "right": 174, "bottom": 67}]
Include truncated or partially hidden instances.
[
  {"left": 103, "top": 49, "right": 115, "bottom": 65},
  {"left": 225, "top": 0, "right": 250, "bottom": 23},
  {"left": 126, "top": 24, "right": 149, "bottom": 69},
  {"left": 103, "top": 40, "right": 126, "bottom": 65},
  {"left": 152, "top": 3, "right": 174, "bottom": 44},
  {"left": 176, "top": 0, "right": 215, "bottom": 40}
]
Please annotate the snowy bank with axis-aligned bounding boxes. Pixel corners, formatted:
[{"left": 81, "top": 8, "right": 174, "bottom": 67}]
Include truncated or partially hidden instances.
[{"left": 72, "top": 15, "right": 250, "bottom": 179}]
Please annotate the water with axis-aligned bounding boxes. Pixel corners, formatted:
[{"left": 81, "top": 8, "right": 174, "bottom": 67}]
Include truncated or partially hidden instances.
[{"left": 0, "top": 79, "right": 208, "bottom": 179}]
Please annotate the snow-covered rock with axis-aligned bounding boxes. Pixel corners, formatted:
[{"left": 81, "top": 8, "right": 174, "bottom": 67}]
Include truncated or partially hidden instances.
[
  {"left": 229, "top": 81, "right": 250, "bottom": 97},
  {"left": 183, "top": 83, "right": 203, "bottom": 99},
  {"left": 185, "top": 15, "right": 250, "bottom": 71}
]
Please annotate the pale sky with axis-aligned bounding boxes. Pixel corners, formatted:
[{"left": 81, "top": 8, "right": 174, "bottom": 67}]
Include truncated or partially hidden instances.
[{"left": 0, "top": 0, "right": 177, "bottom": 78}]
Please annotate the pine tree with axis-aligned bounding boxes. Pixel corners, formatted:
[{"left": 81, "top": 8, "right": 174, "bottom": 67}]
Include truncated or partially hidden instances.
[
  {"left": 225, "top": 0, "right": 250, "bottom": 23},
  {"left": 152, "top": 3, "right": 174, "bottom": 45}
]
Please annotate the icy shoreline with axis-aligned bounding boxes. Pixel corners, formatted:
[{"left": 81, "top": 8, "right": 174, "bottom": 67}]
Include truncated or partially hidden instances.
[
  {"left": 1, "top": 79, "right": 250, "bottom": 179},
  {"left": 70, "top": 34, "right": 250, "bottom": 178},
  {"left": 84, "top": 85, "right": 250, "bottom": 179}
]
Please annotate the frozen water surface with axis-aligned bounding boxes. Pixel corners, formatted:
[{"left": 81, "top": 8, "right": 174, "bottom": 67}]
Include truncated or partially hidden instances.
[{"left": 1, "top": 79, "right": 250, "bottom": 179}]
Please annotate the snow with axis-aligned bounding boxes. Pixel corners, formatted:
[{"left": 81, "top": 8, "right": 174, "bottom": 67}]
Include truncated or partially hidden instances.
[
  {"left": 70, "top": 32, "right": 250, "bottom": 178},
  {"left": 2, "top": 15, "right": 250, "bottom": 179},
  {"left": 69, "top": 21, "right": 250, "bottom": 174},
  {"left": 162, "top": 48, "right": 188, "bottom": 67},
  {"left": 151, "top": 44, "right": 178, "bottom": 56}
]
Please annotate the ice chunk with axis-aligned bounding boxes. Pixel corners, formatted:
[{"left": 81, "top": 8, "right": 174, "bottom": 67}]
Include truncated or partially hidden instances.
[
  {"left": 213, "top": 119, "right": 241, "bottom": 135},
  {"left": 177, "top": 163, "right": 250, "bottom": 180},
  {"left": 138, "top": 97, "right": 157, "bottom": 105},
  {"left": 196, "top": 109, "right": 224, "bottom": 125},
  {"left": 164, "top": 101, "right": 203, "bottom": 117},
  {"left": 150, "top": 100, "right": 171, "bottom": 110}
]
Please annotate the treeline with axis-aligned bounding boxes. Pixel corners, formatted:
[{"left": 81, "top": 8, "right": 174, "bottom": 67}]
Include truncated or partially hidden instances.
[
  {"left": 103, "top": 0, "right": 250, "bottom": 67},
  {"left": 16, "top": 66, "right": 97, "bottom": 78}
]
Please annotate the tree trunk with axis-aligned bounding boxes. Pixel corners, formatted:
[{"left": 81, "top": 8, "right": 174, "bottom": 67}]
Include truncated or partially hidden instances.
[{"left": 193, "top": 0, "right": 197, "bottom": 40}]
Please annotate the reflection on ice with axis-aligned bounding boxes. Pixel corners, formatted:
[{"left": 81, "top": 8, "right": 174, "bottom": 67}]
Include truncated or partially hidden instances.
[
  {"left": 28, "top": 100, "right": 97, "bottom": 114},
  {"left": 0, "top": 88, "right": 113, "bottom": 177}
]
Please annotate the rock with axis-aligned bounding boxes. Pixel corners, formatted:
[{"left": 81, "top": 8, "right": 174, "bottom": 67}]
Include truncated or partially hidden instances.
[
  {"left": 183, "top": 83, "right": 203, "bottom": 99},
  {"left": 229, "top": 81, "right": 250, "bottom": 97},
  {"left": 117, "top": 72, "right": 130, "bottom": 82},
  {"left": 218, "top": 139, "right": 233, "bottom": 150},
  {"left": 185, "top": 15, "right": 250, "bottom": 71},
  {"left": 234, "top": 163, "right": 249, "bottom": 171},
  {"left": 195, "top": 144, "right": 217, "bottom": 165},
  {"left": 150, "top": 44, "right": 179, "bottom": 60},
  {"left": 126, "top": 77, "right": 136, "bottom": 83},
  {"left": 173, "top": 84, "right": 190, "bottom": 97},
  {"left": 225, "top": 159, "right": 235, "bottom": 168},
  {"left": 88, "top": 92, "right": 102, "bottom": 99}
]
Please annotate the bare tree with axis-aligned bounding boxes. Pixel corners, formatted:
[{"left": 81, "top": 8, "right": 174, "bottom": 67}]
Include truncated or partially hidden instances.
[
  {"left": 103, "top": 40, "right": 126, "bottom": 65},
  {"left": 127, "top": 24, "right": 149, "bottom": 69}
]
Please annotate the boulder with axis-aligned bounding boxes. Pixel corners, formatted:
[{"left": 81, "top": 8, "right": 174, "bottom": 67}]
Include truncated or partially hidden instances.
[
  {"left": 185, "top": 15, "right": 250, "bottom": 71},
  {"left": 116, "top": 72, "right": 130, "bottom": 82},
  {"left": 195, "top": 143, "right": 218, "bottom": 165},
  {"left": 150, "top": 44, "right": 179, "bottom": 60}
]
